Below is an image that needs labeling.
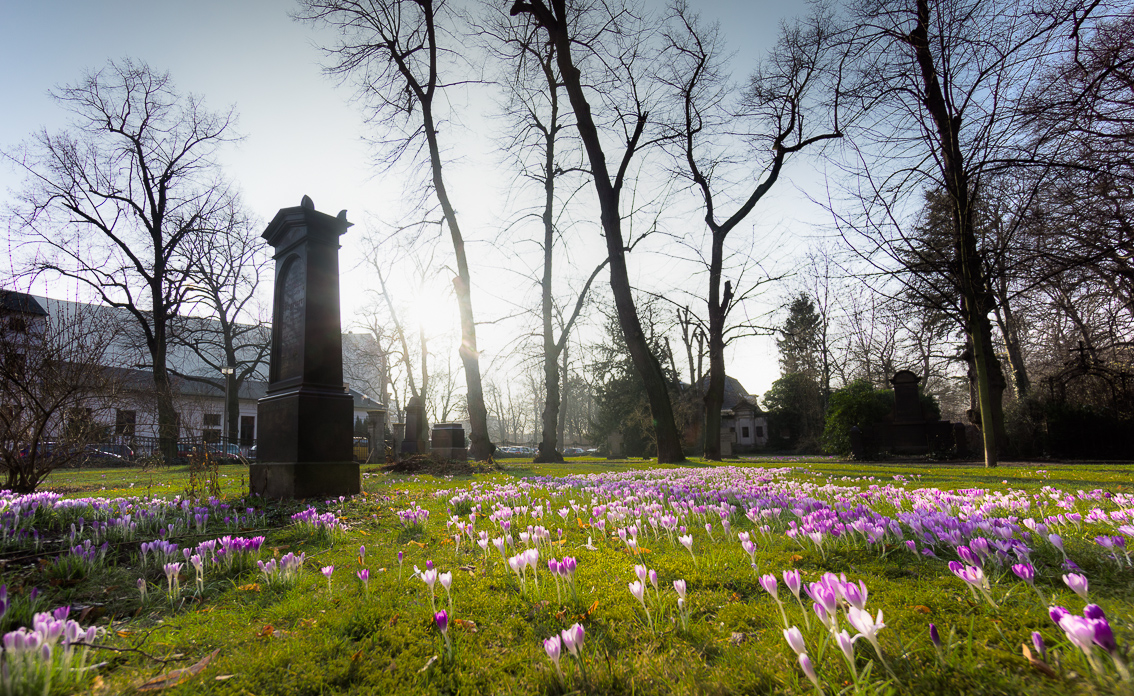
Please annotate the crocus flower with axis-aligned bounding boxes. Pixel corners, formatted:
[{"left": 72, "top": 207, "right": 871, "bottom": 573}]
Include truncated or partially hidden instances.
[
  {"left": 783, "top": 626, "right": 806, "bottom": 655},
  {"left": 628, "top": 580, "right": 645, "bottom": 605},
  {"left": 434, "top": 609, "right": 448, "bottom": 634},
  {"left": 359, "top": 545, "right": 366, "bottom": 562},
  {"left": 836, "top": 630, "right": 857, "bottom": 678},
  {"left": 847, "top": 606, "right": 888, "bottom": 671},
  {"left": 929, "top": 623, "right": 941, "bottom": 649},
  {"left": 1031, "top": 631, "right": 1046, "bottom": 661},
  {"left": 357, "top": 568, "right": 370, "bottom": 593},
  {"left": 634, "top": 564, "right": 647, "bottom": 584},
  {"left": 678, "top": 534, "right": 695, "bottom": 560},
  {"left": 798, "top": 653, "right": 821, "bottom": 692},
  {"left": 666, "top": 580, "right": 684, "bottom": 603},
  {"left": 1062, "top": 573, "right": 1089, "bottom": 601},
  {"left": 544, "top": 634, "right": 564, "bottom": 682},
  {"left": 560, "top": 622, "right": 585, "bottom": 658}
]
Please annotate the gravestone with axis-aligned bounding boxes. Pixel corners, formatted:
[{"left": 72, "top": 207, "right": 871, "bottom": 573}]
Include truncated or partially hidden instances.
[
  {"left": 251, "top": 196, "right": 359, "bottom": 498},
  {"left": 431, "top": 423, "right": 468, "bottom": 461},
  {"left": 607, "top": 433, "right": 623, "bottom": 460},
  {"left": 720, "top": 426, "right": 735, "bottom": 458},
  {"left": 366, "top": 407, "right": 387, "bottom": 463},
  {"left": 392, "top": 422, "right": 405, "bottom": 456},
  {"left": 889, "top": 370, "right": 929, "bottom": 455},
  {"left": 400, "top": 396, "right": 429, "bottom": 456}
]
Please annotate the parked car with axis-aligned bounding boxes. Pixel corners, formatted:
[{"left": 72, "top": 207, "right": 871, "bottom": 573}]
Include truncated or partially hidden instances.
[
  {"left": 82, "top": 443, "right": 134, "bottom": 465},
  {"left": 206, "top": 442, "right": 243, "bottom": 461}
]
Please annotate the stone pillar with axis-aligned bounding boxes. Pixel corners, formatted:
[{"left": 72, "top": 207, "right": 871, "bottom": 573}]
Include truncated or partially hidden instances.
[
  {"left": 366, "top": 407, "right": 387, "bottom": 464},
  {"left": 400, "top": 396, "right": 429, "bottom": 456},
  {"left": 251, "top": 196, "right": 360, "bottom": 498},
  {"left": 392, "top": 422, "right": 405, "bottom": 455}
]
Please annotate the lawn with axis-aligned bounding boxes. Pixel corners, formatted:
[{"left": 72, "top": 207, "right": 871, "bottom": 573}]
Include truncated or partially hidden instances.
[{"left": 1, "top": 456, "right": 1131, "bottom": 694}]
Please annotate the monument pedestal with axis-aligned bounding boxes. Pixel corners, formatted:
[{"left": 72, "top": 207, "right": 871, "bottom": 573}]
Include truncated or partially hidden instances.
[{"left": 251, "top": 196, "right": 359, "bottom": 498}]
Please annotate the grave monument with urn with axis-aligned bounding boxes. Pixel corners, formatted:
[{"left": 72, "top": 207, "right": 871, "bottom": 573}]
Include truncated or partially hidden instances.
[{"left": 251, "top": 196, "right": 360, "bottom": 498}]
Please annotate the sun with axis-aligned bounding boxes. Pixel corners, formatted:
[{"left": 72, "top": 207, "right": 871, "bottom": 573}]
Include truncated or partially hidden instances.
[{"left": 408, "top": 281, "right": 458, "bottom": 338}]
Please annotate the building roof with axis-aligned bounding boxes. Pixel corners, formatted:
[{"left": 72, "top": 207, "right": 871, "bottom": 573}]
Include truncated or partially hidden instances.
[{"left": 0, "top": 290, "right": 47, "bottom": 316}]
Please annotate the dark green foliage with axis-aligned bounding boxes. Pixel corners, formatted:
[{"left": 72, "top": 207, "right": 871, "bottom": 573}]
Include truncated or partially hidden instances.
[
  {"left": 776, "top": 294, "right": 822, "bottom": 382},
  {"left": 821, "top": 380, "right": 894, "bottom": 455},
  {"left": 589, "top": 312, "right": 685, "bottom": 458},
  {"left": 762, "top": 373, "right": 824, "bottom": 451}
]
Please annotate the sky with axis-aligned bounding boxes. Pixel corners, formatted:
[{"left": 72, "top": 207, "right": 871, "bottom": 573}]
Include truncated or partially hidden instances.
[{"left": 0, "top": 0, "right": 828, "bottom": 406}]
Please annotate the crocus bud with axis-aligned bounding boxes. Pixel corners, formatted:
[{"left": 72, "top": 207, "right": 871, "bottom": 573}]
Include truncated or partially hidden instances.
[{"left": 929, "top": 623, "right": 941, "bottom": 648}]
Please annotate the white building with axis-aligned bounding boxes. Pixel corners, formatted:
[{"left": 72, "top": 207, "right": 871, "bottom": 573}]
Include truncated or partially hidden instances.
[{"left": 5, "top": 291, "right": 385, "bottom": 451}]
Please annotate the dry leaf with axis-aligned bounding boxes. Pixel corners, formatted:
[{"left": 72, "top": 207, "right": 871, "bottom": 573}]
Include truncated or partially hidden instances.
[
  {"left": 257, "top": 625, "right": 275, "bottom": 638},
  {"left": 357, "top": 530, "right": 370, "bottom": 536},
  {"left": 576, "top": 519, "right": 590, "bottom": 529},
  {"left": 587, "top": 600, "right": 599, "bottom": 617},
  {"left": 136, "top": 649, "right": 220, "bottom": 691},
  {"left": 418, "top": 655, "right": 439, "bottom": 673},
  {"left": 351, "top": 648, "right": 364, "bottom": 662},
  {"left": 453, "top": 618, "right": 478, "bottom": 633},
  {"left": 910, "top": 605, "right": 932, "bottom": 614},
  {"left": 116, "top": 630, "right": 132, "bottom": 638},
  {"left": 215, "top": 675, "right": 235, "bottom": 681},
  {"left": 554, "top": 610, "right": 566, "bottom": 621},
  {"left": 389, "top": 614, "right": 399, "bottom": 627},
  {"left": 237, "top": 583, "right": 260, "bottom": 592},
  {"left": 405, "top": 540, "right": 426, "bottom": 548},
  {"left": 459, "top": 565, "right": 476, "bottom": 573},
  {"left": 1022, "top": 644, "right": 1059, "bottom": 679},
  {"left": 440, "top": 537, "right": 453, "bottom": 546},
  {"left": 299, "top": 618, "right": 317, "bottom": 629},
  {"left": 730, "top": 632, "right": 747, "bottom": 645},
  {"left": 789, "top": 554, "right": 804, "bottom": 564}
]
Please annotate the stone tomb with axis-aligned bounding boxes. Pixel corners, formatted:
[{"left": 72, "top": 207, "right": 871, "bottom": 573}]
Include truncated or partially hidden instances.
[
  {"left": 431, "top": 423, "right": 467, "bottom": 461},
  {"left": 251, "top": 196, "right": 360, "bottom": 498}
]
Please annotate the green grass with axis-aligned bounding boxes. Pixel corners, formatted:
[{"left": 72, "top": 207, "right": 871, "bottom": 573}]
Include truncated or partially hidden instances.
[{"left": 11, "top": 458, "right": 1134, "bottom": 694}]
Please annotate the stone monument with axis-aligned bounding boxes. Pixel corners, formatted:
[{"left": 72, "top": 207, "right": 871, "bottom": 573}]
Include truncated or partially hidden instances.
[
  {"left": 431, "top": 423, "right": 468, "bottom": 461},
  {"left": 400, "top": 396, "right": 429, "bottom": 456},
  {"left": 366, "top": 407, "right": 387, "bottom": 464},
  {"left": 252, "top": 196, "right": 359, "bottom": 498},
  {"left": 607, "top": 433, "right": 623, "bottom": 459}
]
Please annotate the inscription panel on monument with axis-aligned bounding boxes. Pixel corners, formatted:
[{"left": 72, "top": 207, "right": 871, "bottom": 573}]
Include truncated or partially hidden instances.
[{"left": 277, "top": 256, "right": 306, "bottom": 381}]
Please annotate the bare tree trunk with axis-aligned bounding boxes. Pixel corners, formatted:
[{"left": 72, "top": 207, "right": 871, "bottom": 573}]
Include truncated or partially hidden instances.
[
  {"left": 910, "top": 0, "right": 1005, "bottom": 466},
  {"left": 513, "top": 0, "right": 685, "bottom": 462}
]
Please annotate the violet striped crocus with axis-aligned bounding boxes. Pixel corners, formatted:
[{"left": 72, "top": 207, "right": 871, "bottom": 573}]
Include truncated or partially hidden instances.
[
  {"left": 560, "top": 622, "right": 587, "bottom": 681},
  {"left": 321, "top": 565, "right": 334, "bottom": 591},
  {"left": 435, "top": 610, "right": 452, "bottom": 657},
  {"left": 544, "top": 634, "right": 565, "bottom": 683},
  {"left": 1062, "top": 572, "right": 1089, "bottom": 601},
  {"left": 798, "top": 653, "right": 822, "bottom": 692},
  {"left": 836, "top": 629, "right": 857, "bottom": 678},
  {"left": 783, "top": 626, "right": 806, "bottom": 655},
  {"left": 847, "top": 607, "right": 889, "bottom": 672}
]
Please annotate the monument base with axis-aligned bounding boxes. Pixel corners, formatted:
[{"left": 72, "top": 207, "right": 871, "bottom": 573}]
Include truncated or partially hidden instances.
[{"left": 250, "top": 461, "right": 360, "bottom": 499}]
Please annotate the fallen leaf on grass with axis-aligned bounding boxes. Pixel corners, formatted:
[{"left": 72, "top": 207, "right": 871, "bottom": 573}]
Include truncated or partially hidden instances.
[
  {"left": 237, "top": 583, "right": 260, "bottom": 592},
  {"left": 356, "top": 530, "right": 370, "bottom": 536},
  {"left": 458, "top": 565, "right": 476, "bottom": 573},
  {"left": 405, "top": 540, "right": 426, "bottom": 548},
  {"left": 587, "top": 600, "right": 598, "bottom": 617},
  {"left": 389, "top": 614, "right": 399, "bottom": 627},
  {"left": 116, "top": 630, "right": 132, "bottom": 638},
  {"left": 136, "top": 649, "right": 220, "bottom": 691},
  {"left": 257, "top": 625, "right": 275, "bottom": 638},
  {"left": 729, "top": 632, "right": 747, "bottom": 645},
  {"left": 576, "top": 519, "right": 590, "bottom": 529},
  {"left": 418, "top": 655, "right": 438, "bottom": 673},
  {"left": 453, "top": 619, "right": 477, "bottom": 632},
  {"left": 1022, "top": 644, "right": 1058, "bottom": 679},
  {"left": 910, "top": 605, "right": 932, "bottom": 615},
  {"left": 299, "top": 618, "right": 317, "bottom": 629},
  {"left": 215, "top": 675, "right": 235, "bottom": 681},
  {"left": 789, "top": 554, "right": 804, "bottom": 564}
]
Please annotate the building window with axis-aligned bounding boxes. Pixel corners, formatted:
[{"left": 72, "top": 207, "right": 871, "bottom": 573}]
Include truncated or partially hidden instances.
[
  {"left": 742, "top": 426, "right": 750, "bottom": 438},
  {"left": 8, "top": 317, "right": 27, "bottom": 333},
  {"left": 240, "top": 415, "right": 255, "bottom": 445},
  {"left": 203, "top": 413, "right": 222, "bottom": 443},
  {"left": 115, "top": 409, "right": 136, "bottom": 437},
  {"left": 755, "top": 426, "right": 764, "bottom": 438}
]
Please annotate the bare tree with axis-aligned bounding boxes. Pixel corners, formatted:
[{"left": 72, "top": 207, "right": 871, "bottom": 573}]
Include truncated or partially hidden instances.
[
  {"left": 4, "top": 60, "right": 240, "bottom": 463},
  {"left": 295, "top": 0, "right": 495, "bottom": 459},
  {"left": 483, "top": 9, "right": 608, "bottom": 462},
  {"left": 661, "top": 2, "right": 841, "bottom": 460},
  {"left": 171, "top": 201, "right": 271, "bottom": 446},
  {"left": 510, "top": 0, "right": 688, "bottom": 462},
  {"left": 0, "top": 294, "right": 123, "bottom": 492},
  {"left": 831, "top": 0, "right": 1091, "bottom": 466}
]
